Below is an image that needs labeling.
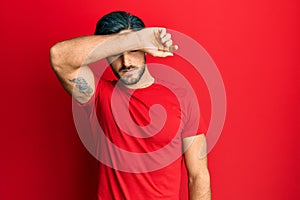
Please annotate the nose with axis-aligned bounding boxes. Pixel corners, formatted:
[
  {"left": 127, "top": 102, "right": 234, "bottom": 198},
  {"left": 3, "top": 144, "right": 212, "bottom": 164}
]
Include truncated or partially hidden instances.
[{"left": 122, "top": 52, "right": 131, "bottom": 67}]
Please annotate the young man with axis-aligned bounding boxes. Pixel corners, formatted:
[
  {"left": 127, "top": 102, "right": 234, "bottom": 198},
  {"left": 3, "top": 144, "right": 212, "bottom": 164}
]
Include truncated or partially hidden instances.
[{"left": 50, "top": 11, "right": 211, "bottom": 200}]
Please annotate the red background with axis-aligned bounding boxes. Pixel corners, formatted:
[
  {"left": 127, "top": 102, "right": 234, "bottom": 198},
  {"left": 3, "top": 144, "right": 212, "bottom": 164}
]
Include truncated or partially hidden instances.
[{"left": 1, "top": 0, "right": 299, "bottom": 199}]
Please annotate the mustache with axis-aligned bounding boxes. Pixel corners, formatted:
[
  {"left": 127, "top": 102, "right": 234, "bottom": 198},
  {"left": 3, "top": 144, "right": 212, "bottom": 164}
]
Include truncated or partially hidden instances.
[{"left": 120, "top": 65, "right": 136, "bottom": 72}]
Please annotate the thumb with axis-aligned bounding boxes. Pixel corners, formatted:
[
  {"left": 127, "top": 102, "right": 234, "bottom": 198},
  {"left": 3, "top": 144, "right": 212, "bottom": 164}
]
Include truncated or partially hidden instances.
[{"left": 155, "top": 51, "right": 174, "bottom": 57}]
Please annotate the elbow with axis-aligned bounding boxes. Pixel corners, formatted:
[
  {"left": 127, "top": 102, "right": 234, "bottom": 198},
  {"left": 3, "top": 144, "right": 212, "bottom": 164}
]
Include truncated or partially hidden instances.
[
  {"left": 49, "top": 42, "right": 63, "bottom": 71},
  {"left": 189, "top": 168, "right": 211, "bottom": 185}
]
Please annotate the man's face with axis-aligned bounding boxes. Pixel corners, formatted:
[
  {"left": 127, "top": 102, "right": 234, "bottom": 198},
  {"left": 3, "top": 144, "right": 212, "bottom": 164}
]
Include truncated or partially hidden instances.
[{"left": 107, "top": 50, "right": 146, "bottom": 85}]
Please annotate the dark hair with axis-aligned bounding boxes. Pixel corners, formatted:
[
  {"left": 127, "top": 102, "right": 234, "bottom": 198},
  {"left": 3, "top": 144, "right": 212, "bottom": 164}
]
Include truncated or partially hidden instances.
[{"left": 94, "top": 11, "right": 145, "bottom": 35}]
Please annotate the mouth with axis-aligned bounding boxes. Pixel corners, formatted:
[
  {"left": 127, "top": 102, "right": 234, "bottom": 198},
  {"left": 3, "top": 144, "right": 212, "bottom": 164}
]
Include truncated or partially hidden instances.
[{"left": 120, "top": 67, "right": 136, "bottom": 74}]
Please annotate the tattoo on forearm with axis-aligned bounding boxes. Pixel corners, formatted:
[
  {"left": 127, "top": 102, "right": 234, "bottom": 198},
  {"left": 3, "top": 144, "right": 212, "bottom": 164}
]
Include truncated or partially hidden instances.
[{"left": 69, "top": 77, "right": 93, "bottom": 95}]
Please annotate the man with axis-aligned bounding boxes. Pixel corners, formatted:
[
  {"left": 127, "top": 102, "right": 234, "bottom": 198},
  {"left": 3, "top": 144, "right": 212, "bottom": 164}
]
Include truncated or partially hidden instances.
[{"left": 50, "top": 11, "right": 211, "bottom": 200}]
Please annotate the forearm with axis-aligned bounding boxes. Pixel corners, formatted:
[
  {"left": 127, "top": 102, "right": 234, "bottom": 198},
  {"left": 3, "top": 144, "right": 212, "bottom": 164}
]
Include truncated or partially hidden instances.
[
  {"left": 50, "top": 31, "right": 141, "bottom": 70},
  {"left": 189, "top": 172, "right": 211, "bottom": 200}
]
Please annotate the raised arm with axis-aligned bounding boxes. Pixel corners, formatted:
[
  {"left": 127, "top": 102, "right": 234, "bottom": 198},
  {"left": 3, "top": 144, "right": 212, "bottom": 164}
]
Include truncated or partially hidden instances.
[
  {"left": 49, "top": 28, "right": 178, "bottom": 103},
  {"left": 183, "top": 134, "right": 212, "bottom": 200}
]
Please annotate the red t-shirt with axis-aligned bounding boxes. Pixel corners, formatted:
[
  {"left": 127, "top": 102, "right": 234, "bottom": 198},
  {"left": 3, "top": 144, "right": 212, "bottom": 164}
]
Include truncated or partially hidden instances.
[{"left": 76, "top": 78, "right": 206, "bottom": 200}]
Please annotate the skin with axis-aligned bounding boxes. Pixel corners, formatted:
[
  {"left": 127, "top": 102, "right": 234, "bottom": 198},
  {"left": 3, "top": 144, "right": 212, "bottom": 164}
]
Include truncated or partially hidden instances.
[
  {"left": 106, "top": 49, "right": 151, "bottom": 88},
  {"left": 184, "top": 134, "right": 212, "bottom": 200},
  {"left": 50, "top": 27, "right": 211, "bottom": 199},
  {"left": 109, "top": 51, "right": 147, "bottom": 86}
]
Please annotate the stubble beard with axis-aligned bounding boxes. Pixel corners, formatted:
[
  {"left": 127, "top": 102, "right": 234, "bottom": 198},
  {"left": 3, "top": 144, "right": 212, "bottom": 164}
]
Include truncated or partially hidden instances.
[{"left": 118, "top": 64, "right": 146, "bottom": 85}]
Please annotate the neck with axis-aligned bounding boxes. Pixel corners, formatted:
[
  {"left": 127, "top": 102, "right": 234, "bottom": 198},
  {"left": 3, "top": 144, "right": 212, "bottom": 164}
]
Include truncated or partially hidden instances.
[{"left": 124, "top": 66, "right": 154, "bottom": 89}]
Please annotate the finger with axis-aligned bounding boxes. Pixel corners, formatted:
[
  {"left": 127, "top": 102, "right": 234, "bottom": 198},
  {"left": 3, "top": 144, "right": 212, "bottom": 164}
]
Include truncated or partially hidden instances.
[
  {"left": 162, "top": 52, "right": 173, "bottom": 57},
  {"left": 160, "top": 42, "right": 172, "bottom": 52},
  {"left": 169, "top": 45, "right": 179, "bottom": 52},
  {"left": 162, "top": 43, "right": 177, "bottom": 53},
  {"left": 159, "top": 28, "right": 167, "bottom": 38},
  {"left": 155, "top": 51, "right": 173, "bottom": 57},
  {"left": 164, "top": 39, "right": 173, "bottom": 47},
  {"left": 161, "top": 33, "right": 171, "bottom": 43}
]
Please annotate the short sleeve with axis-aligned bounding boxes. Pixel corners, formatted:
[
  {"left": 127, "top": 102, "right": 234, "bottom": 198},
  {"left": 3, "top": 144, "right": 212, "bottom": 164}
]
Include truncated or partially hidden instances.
[{"left": 181, "top": 90, "right": 207, "bottom": 138}]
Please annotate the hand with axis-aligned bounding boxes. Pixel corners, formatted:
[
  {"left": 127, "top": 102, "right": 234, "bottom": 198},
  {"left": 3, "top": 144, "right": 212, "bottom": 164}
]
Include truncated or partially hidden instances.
[{"left": 136, "top": 28, "right": 178, "bottom": 57}]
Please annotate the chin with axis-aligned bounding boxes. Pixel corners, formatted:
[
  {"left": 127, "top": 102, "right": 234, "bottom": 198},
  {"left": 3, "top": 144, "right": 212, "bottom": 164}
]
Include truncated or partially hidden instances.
[{"left": 120, "top": 78, "right": 140, "bottom": 85}]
